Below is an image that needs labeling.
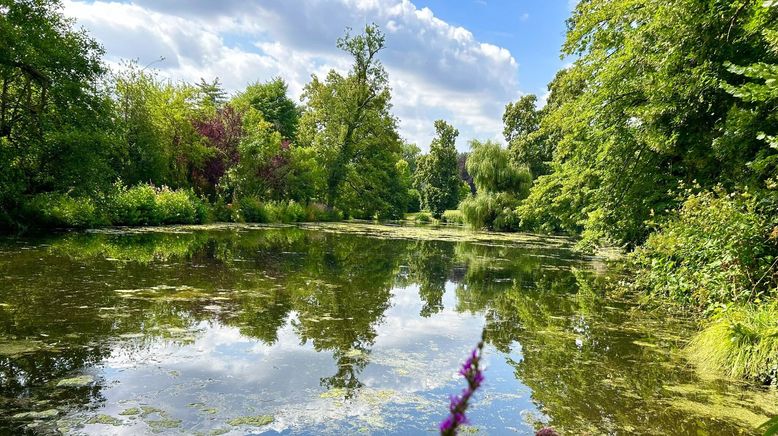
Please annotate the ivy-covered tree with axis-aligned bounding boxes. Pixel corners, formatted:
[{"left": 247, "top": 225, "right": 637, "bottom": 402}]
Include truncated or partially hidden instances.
[{"left": 415, "top": 120, "right": 461, "bottom": 218}]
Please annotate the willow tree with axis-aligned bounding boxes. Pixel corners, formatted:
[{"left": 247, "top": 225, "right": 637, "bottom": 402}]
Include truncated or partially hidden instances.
[
  {"left": 459, "top": 140, "right": 531, "bottom": 231},
  {"left": 298, "top": 25, "right": 406, "bottom": 218}
]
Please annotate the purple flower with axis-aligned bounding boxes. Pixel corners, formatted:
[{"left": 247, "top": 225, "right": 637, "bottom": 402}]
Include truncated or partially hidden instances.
[{"left": 440, "top": 335, "right": 485, "bottom": 436}]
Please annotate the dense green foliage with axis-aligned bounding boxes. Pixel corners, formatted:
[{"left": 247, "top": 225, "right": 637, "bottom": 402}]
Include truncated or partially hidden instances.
[
  {"left": 0, "top": 0, "right": 112, "bottom": 226},
  {"left": 515, "top": 0, "right": 778, "bottom": 248},
  {"left": 459, "top": 140, "right": 530, "bottom": 230},
  {"left": 414, "top": 120, "right": 461, "bottom": 218},
  {"left": 629, "top": 190, "right": 775, "bottom": 312},
  {"left": 0, "top": 3, "right": 448, "bottom": 229}
]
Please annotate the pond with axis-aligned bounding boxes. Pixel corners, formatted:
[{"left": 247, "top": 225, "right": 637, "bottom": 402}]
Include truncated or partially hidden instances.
[{"left": 0, "top": 223, "right": 774, "bottom": 435}]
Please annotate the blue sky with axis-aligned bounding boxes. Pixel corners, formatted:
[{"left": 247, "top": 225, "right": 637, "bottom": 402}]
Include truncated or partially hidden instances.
[
  {"left": 63, "top": 0, "right": 574, "bottom": 151},
  {"left": 414, "top": 0, "right": 570, "bottom": 97}
]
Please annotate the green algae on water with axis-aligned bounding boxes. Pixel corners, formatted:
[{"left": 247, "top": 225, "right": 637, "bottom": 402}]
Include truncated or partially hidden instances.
[
  {"left": 86, "top": 414, "right": 122, "bottom": 426},
  {"left": 12, "top": 409, "right": 59, "bottom": 420},
  {"left": 119, "top": 407, "right": 141, "bottom": 416},
  {"left": 56, "top": 375, "right": 94, "bottom": 387},
  {"left": 227, "top": 415, "right": 274, "bottom": 426},
  {"left": 146, "top": 418, "right": 183, "bottom": 431}
]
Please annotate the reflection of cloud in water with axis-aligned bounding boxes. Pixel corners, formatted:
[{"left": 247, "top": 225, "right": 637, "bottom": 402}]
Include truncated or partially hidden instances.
[{"left": 84, "top": 284, "right": 501, "bottom": 434}]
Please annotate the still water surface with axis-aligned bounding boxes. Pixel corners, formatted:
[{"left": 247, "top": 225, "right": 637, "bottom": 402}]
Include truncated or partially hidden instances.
[{"left": 0, "top": 223, "right": 775, "bottom": 435}]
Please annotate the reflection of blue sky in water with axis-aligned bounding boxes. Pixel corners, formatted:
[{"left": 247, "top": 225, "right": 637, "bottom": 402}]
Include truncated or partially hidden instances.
[
  {"left": 85, "top": 283, "right": 539, "bottom": 435},
  {"left": 2, "top": 225, "right": 773, "bottom": 435}
]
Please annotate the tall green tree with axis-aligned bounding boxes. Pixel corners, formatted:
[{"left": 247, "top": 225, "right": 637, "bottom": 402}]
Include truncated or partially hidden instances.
[
  {"left": 459, "top": 140, "right": 531, "bottom": 231},
  {"left": 298, "top": 24, "right": 406, "bottom": 218},
  {"left": 520, "top": 0, "right": 778, "bottom": 247},
  {"left": 415, "top": 120, "right": 460, "bottom": 218},
  {"left": 112, "top": 65, "right": 208, "bottom": 189},
  {"left": 504, "top": 94, "right": 554, "bottom": 178},
  {"left": 0, "top": 0, "right": 112, "bottom": 223}
]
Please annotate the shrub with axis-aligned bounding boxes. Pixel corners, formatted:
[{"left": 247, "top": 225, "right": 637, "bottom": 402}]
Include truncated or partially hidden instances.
[
  {"left": 305, "top": 203, "right": 342, "bottom": 222},
  {"left": 154, "top": 188, "right": 204, "bottom": 224},
  {"left": 629, "top": 190, "right": 774, "bottom": 311},
  {"left": 209, "top": 197, "right": 233, "bottom": 222},
  {"left": 687, "top": 303, "right": 778, "bottom": 384},
  {"left": 26, "top": 192, "right": 108, "bottom": 228},
  {"left": 236, "top": 196, "right": 270, "bottom": 223},
  {"left": 459, "top": 192, "right": 518, "bottom": 231},
  {"left": 414, "top": 211, "right": 433, "bottom": 224},
  {"left": 441, "top": 209, "right": 464, "bottom": 225},
  {"left": 274, "top": 200, "right": 305, "bottom": 223},
  {"left": 236, "top": 199, "right": 326, "bottom": 223},
  {"left": 108, "top": 183, "right": 206, "bottom": 226},
  {"left": 109, "top": 183, "right": 158, "bottom": 226}
]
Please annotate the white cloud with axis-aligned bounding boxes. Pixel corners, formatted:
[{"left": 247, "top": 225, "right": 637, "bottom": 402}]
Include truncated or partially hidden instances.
[{"left": 63, "top": 0, "right": 521, "bottom": 151}]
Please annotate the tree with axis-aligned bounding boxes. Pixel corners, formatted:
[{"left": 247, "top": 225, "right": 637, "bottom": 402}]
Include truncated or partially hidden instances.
[
  {"left": 225, "top": 108, "right": 289, "bottom": 200},
  {"left": 459, "top": 140, "right": 531, "bottom": 231},
  {"left": 233, "top": 78, "right": 299, "bottom": 140},
  {"left": 520, "top": 0, "right": 778, "bottom": 247},
  {"left": 298, "top": 24, "right": 406, "bottom": 218},
  {"left": 457, "top": 152, "right": 476, "bottom": 196},
  {"left": 504, "top": 94, "right": 553, "bottom": 178},
  {"left": 415, "top": 120, "right": 461, "bottom": 218},
  {"left": 0, "top": 0, "right": 112, "bottom": 224},
  {"left": 195, "top": 77, "right": 227, "bottom": 109},
  {"left": 192, "top": 104, "right": 243, "bottom": 197}
]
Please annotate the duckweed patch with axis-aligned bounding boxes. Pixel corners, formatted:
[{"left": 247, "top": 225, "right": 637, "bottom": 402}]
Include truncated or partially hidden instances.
[
  {"left": 146, "top": 418, "right": 183, "bottom": 431},
  {"left": 119, "top": 407, "right": 141, "bottom": 416}
]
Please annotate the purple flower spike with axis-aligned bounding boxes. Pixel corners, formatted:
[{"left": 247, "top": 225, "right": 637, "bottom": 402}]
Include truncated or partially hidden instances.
[{"left": 440, "top": 334, "right": 485, "bottom": 436}]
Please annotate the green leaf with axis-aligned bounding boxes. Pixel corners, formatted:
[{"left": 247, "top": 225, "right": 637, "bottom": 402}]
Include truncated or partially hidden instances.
[{"left": 758, "top": 416, "right": 778, "bottom": 436}]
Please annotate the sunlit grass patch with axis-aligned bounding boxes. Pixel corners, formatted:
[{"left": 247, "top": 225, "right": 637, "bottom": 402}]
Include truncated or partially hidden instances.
[{"left": 687, "top": 303, "right": 778, "bottom": 383}]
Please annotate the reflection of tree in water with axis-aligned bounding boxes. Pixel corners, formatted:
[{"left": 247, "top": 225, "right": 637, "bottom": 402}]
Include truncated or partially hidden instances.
[
  {"left": 7, "top": 226, "right": 713, "bottom": 433},
  {"left": 461, "top": 268, "right": 754, "bottom": 435},
  {"left": 404, "top": 240, "right": 456, "bottom": 317},
  {"left": 288, "top": 234, "right": 408, "bottom": 397}
]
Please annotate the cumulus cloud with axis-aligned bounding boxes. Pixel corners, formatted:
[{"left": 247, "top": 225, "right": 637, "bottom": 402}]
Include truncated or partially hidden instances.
[{"left": 63, "top": 0, "right": 521, "bottom": 150}]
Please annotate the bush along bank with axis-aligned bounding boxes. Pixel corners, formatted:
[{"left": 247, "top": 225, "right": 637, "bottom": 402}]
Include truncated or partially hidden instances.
[
  {"left": 627, "top": 190, "right": 778, "bottom": 385},
  {"left": 19, "top": 183, "right": 344, "bottom": 230}
]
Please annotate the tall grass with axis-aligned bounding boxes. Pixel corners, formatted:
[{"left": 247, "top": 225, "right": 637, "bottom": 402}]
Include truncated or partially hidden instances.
[{"left": 687, "top": 303, "right": 778, "bottom": 384}]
